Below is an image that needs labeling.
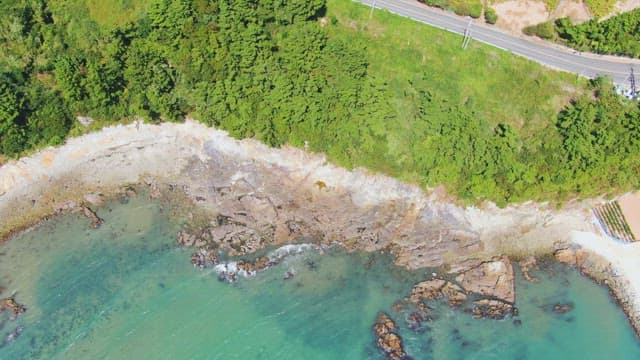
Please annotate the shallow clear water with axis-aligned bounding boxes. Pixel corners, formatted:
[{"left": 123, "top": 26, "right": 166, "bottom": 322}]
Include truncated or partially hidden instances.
[{"left": 0, "top": 196, "right": 639, "bottom": 359}]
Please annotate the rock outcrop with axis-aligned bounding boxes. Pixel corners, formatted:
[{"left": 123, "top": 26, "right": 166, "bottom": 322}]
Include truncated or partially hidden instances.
[
  {"left": 407, "top": 257, "right": 517, "bottom": 321},
  {"left": 236, "top": 256, "right": 273, "bottom": 274},
  {"left": 190, "top": 249, "right": 219, "bottom": 269},
  {"left": 471, "top": 299, "right": 513, "bottom": 320},
  {"left": 554, "top": 247, "right": 589, "bottom": 268},
  {"left": 373, "top": 312, "right": 410, "bottom": 360},
  {"left": 456, "top": 257, "right": 515, "bottom": 304}
]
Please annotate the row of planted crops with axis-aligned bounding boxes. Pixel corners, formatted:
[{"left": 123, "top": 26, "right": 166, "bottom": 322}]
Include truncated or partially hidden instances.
[{"left": 593, "top": 201, "right": 636, "bottom": 242}]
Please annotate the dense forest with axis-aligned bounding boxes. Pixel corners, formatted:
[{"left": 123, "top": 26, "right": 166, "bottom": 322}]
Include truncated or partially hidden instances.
[
  {"left": 1, "top": 0, "right": 640, "bottom": 205},
  {"left": 524, "top": 9, "right": 640, "bottom": 58}
]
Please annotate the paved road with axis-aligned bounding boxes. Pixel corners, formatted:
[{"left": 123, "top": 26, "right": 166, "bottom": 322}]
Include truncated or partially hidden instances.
[{"left": 356, "top": 0, "right": 640, "bottom": 87}]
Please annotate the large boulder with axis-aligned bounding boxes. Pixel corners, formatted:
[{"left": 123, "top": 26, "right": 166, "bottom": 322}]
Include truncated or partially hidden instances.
[{"left": 456, "top": 257, "right": 515, "bottom": 304}]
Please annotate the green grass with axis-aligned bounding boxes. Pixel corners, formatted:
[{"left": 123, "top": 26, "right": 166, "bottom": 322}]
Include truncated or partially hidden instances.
[
  {"left": 326, "top": 0, "right": 585, "bottom": 144},
  {"left": 85, "top": 0, "right": 149, "bottom": 28},
  {"left": 584, "top": 0, "right": 616, "bottom": 18}
]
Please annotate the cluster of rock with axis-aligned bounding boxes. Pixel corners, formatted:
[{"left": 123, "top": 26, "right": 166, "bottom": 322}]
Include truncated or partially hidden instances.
[
  {"left": 519, "top": 256, "right": 540, "bottom": 283},
  {"left": 470, "top": 299, "right": 515, "bottom": 320},
  {"left": 408, "top": 257, "right": 516, "bottom": 320},
  {"left": 190, "top": 249, "right": 220, "bottom": 269},
  {"left": 1, "top": 297, "right": 26, "bottom": 317},
  {"left": 373, "top": 312, "right": 410, "bottom": 360},
  {"left": 236, "top": 256, "right": 273, "bottom": 274},
  {"left": 403, "top": 301, "right": 434, "bottom": 333},
  {"left": 409, "top": 279, "right": 467, "bottom": 307}
]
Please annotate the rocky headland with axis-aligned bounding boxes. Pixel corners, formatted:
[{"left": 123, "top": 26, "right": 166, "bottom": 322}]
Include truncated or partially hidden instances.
[{"left": 0, "top": 120, "right": 637, "bottom": 341}]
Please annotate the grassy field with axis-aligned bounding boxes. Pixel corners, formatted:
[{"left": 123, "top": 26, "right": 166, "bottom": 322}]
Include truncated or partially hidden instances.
[
  {"left": 584, "top": 0, "right": 616, "bottom": 17},
  {"left": 327, "top": 0, "right": 585, "bottom": 137},
  {"left": 324, "top": 0, "right": 587, "bottom": 187},
  {"left": 85, "top": 0, "right": 149, "bottom": 28}
]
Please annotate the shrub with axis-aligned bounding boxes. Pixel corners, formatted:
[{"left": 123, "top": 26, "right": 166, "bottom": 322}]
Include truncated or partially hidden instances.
[
  {"left": 523, "top": 21, "right": 556, "bottom": 39},
  {"left": 484, "top": 7, "right": 497, "bottom": 24}
]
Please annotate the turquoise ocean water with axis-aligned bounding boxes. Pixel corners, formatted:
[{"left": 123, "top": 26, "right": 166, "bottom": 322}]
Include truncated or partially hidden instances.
[{"left": 0, "top": 195, "right": 639, "bottom": 359}]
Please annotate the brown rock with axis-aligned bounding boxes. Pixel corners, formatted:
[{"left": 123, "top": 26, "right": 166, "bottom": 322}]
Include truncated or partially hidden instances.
[
  {"left": 575, "top": 249, "right": 590, "bottom": 268},
  {"left": 409, "top": 279, "right": 446, "bottom": 303},
  {"left": 554, "top": 248, "right": 577, "bottom": 265},
  {"left": 456, "top": 257, "right": 515, "bottom": 304},
  {"left": 441, "top": 282, "right": 467, "bottom": 307},
  {"left": 236, "top": 256, "right": 273, "bottom": 275},
  {"left": 1, "top": 297, "right": 26, "bottom": 316},
  {"left": 191, "top": 249, "right": 219, "bottom": 268},
  {"left": 391, "top": 301, "right": 405, "bottom": 313},
  {"left": 472, "top": 299, "right": 513, "bottom": 320},
  {"left": 409, "top": 278, "right": 467, "bottom": 307}
]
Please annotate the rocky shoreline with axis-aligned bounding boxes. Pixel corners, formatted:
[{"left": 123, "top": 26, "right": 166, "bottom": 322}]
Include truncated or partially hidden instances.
[{"left": 0, "top": 120, "right": 638, "bottom": 342}]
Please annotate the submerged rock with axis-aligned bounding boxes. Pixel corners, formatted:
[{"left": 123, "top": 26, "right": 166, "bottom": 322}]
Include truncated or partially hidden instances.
[
  {"left": 81, "top": 206, "right": 104, "bottom": 229},
  {"left": 373, "top": 312, "right": 410, "bottom": 360},
  {"left": 4, "top": 325, "right": 23, "bottom": 343},
  {"left": 552, "top": 303, "right": 574, "bottom": 314},
  {"left": 519, "top": 256, "right": 540, "bottom": 283},
  {"left": 283, "top": 270, "right": 294, "bottom": 280},
  {"left": 406, "top": 311, "right": 431, "bottom": 332}
]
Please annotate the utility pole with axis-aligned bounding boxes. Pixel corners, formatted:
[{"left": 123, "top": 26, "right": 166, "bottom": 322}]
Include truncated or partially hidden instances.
[
  {"left": 369, "top": 0, "right": 377, "bottom": 19},
  {"left": 462, "top": 20, "right": 472, "bottom": 49}
]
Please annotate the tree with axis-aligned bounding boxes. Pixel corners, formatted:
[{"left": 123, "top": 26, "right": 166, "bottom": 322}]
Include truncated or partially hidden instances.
[
  {"left": 0, "top": 81, "right": 21, "bottom": 136},
  {"left": 54, "top": 55, "right": 85, "bottom": 103}
]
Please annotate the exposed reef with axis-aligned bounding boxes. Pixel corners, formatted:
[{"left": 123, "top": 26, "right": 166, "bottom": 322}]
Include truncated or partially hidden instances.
[{"left": 373, "top": 312, "right": 410, "bottom": 360}]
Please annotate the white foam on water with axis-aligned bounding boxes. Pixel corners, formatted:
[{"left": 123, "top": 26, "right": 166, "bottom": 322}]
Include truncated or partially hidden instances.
[{"left": 213, "top": 243, "right": 322, "bottom": 282}]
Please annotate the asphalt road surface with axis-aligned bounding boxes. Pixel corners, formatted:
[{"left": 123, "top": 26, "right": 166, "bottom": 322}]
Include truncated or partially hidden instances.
[{"left": 355, "top": 0, "right": 640, "bottom": 88}]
